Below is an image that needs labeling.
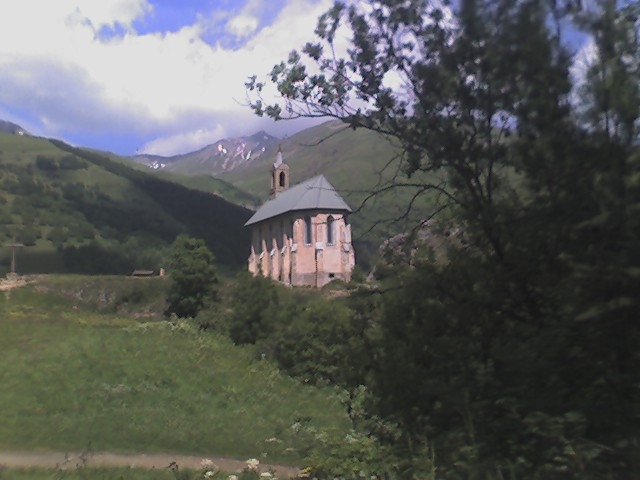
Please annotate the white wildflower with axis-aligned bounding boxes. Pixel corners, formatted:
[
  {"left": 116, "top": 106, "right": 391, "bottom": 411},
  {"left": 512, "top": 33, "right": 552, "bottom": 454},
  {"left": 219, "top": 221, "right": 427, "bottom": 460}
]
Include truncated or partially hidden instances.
[
  {"left": 205, "top": 471, "right": 216, "bottom": 478},
  {"left": 228, "top": 475, "right": 238, "bottom": 480},
  {"left": 260, "top": 472, "right": 273, "bottom": 478},
  {"left": 246, "top": 458, "right": 260, "bottom": 471}
]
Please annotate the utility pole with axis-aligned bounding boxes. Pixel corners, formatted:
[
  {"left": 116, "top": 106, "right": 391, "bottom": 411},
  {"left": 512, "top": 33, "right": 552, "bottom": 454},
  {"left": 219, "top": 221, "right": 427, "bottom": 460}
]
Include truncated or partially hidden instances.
[{"left": 6, "top": 243, "right": 24, "bottom": 276}]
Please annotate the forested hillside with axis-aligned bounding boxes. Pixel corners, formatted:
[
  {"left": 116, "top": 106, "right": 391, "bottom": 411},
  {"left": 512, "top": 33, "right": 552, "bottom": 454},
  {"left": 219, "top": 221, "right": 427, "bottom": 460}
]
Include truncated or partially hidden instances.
[{"left": 0, "top": 133, "right": 252, "bottom": 274}]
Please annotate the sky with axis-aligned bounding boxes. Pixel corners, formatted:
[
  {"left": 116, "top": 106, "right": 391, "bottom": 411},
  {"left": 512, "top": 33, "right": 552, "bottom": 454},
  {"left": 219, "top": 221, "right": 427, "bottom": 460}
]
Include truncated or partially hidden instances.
[
  {"left": 0, "top": 0, "right": 337, "bottom": 156},
  {"left": 0, "top": 0, "right": 597, "bottom": 158}
]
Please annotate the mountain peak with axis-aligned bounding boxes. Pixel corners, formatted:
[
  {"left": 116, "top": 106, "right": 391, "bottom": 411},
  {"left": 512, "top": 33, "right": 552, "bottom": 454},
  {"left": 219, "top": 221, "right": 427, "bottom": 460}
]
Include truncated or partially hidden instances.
[
  {"left": 132, "top": 130, "right": 280, "bottom": 176},
  {"left": 0, "top": 120, "right": 29, "bottom": 136}
]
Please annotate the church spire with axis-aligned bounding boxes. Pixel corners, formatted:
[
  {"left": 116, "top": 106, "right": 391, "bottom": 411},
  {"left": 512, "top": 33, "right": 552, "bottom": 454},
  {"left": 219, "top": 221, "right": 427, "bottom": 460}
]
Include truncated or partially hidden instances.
[
  {"left": 270, "top": 145, "right": 289, "bottom": 199},
  {"left": 274, "top": 144, "right": 284, "bottom": 167}
]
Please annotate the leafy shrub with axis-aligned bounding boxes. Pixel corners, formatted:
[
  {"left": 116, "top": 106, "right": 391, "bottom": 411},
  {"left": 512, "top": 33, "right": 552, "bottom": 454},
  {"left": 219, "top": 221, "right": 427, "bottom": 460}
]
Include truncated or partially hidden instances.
[
  {"left": 227, "top": 272, "right": 280, "bottom": 344},
  {"left": 305, "top": 428, "right": 412, "bottom": 480},
  {"left": 266, "top": 298, "right": 362, "bottom": 384},
  {"left": 223, "top": 275, "right": 376, "bottom": 388}
]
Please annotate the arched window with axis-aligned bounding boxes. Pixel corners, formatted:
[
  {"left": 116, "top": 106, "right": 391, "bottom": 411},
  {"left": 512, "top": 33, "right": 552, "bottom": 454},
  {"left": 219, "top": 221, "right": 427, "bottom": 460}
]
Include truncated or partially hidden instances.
[
  {"left": 327, "top": 215, "right": 335, "bottom": 245},
  {"left": 304, "top": 216, "right": 312, "bottom": 245},
  {"left": 279, "top": 171, "right": 286, "bottom": 187}
]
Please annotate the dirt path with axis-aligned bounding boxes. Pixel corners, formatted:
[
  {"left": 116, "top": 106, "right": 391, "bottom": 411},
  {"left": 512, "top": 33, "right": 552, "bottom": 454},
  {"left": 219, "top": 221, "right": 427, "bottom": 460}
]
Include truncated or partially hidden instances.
[{"left": 0, "top": 451, "right": 301, "bottom": 477}]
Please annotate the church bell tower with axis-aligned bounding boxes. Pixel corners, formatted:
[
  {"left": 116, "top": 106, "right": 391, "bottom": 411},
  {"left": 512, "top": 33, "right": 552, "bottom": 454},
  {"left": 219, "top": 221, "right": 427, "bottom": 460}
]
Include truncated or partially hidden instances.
[{"left": 270, "top": 146, "right": 289, "bottom": 199}]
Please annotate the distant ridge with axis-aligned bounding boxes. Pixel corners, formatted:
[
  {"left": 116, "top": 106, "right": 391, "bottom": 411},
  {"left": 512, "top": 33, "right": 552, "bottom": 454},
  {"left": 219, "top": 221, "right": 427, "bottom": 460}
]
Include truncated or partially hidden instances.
[{"left": 132, "top": 131, "right": 279, "bottom": 176}]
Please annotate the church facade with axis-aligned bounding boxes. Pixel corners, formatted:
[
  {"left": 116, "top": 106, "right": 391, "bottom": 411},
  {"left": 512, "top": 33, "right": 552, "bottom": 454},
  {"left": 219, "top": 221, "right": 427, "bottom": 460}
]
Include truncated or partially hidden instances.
[{"left": 244, "top": 150, "right": 355, "bottom": 287}]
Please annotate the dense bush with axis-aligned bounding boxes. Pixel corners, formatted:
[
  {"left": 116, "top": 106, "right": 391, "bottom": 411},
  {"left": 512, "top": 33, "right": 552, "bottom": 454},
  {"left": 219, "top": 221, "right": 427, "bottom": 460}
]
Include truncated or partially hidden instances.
[
  {"left": 224, "top": 274, "right": 373, "bottom": 388},
  {"left": 266, "top": 298, "right": 362, "bottom": 384},
  {"left": 165, "top": 235, "right": 218, "bottom": 319},
  {"left": 227, "top": 272, "right": 280, "bottom": 344}
]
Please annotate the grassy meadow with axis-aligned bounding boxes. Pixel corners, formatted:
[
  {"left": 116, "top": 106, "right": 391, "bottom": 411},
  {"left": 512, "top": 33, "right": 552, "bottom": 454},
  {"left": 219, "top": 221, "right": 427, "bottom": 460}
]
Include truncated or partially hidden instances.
[{"left": 0, "top": 277, "right": 349, "bottom": 466}]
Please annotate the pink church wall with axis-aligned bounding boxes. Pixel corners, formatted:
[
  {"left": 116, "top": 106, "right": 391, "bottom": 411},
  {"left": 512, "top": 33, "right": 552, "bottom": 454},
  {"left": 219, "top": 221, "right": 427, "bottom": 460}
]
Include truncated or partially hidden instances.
[{"left": 248, "top": 211, "right": 355, "bottom": 287}]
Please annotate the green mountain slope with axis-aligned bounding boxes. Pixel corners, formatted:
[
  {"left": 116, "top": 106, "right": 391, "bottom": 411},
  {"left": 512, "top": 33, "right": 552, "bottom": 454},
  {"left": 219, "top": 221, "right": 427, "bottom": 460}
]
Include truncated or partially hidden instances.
[
  {"left": 219, "top": 120, "right": 437, "bottom": 268},
  {"left": 94, "top": 148, "right": 261, "bottom": 208},
  {"left": 152, "top": 170, "right": 261, "bottom": 208},
  {"left": 0, "top": 133, "right": 252, "bottom": 274}
]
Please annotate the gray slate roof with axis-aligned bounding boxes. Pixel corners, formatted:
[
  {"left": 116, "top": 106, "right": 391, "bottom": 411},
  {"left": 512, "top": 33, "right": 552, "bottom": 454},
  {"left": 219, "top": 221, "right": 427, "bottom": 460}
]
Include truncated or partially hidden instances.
[{"left": 245, "top": 174, "right": 351, "bottom": 226}]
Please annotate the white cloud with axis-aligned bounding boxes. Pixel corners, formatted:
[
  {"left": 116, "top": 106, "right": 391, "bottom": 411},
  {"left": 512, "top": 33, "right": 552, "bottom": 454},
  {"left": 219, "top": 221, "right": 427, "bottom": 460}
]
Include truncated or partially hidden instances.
[
  {"left": 226, "top": 15, "right": 260, "bottom": 38},
  {"left": 141, "top": 125, "right": 226, "bottom": 156},
  {"left": 0, "top": 0, "right": 335, "bottom": 155},
  {"left": 225, "top": 0, "right": 262, "bottom": 38},
  {"left": 70, "top": 0, "right": 151, "bottom": 32}
]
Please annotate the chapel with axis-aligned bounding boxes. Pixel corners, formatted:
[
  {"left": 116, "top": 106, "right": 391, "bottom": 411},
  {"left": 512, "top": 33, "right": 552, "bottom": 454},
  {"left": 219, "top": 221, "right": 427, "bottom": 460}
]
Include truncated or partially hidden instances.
[{"left": 244, "top": 149, "right": 355, "bottom": 287}]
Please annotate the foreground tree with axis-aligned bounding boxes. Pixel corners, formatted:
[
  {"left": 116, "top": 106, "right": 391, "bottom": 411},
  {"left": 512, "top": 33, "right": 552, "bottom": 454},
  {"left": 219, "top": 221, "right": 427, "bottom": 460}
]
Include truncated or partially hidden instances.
[
  {"left": 248, "top": 0, "right": 639, "bottom": 478},
  {"left": 166, "top": 235, "right": 218, "bottom": 319}
]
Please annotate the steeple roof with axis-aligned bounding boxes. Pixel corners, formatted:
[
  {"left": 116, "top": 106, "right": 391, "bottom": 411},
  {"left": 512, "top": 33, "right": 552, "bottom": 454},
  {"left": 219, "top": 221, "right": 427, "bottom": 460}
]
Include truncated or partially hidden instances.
[
  {"left": 245, "top": 174, "right": 351, "bottom": 226},
  {"left": 273, "top": 145, "right": 284, "bottom": 167}
]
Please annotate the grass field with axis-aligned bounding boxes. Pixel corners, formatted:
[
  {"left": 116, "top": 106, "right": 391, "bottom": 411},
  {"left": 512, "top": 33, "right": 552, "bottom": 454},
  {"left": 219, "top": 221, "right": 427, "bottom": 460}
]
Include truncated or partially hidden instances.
[{"left": 0, "top": 279, "right": 349, "bottom": 466}]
